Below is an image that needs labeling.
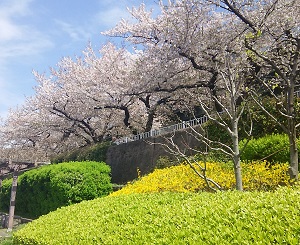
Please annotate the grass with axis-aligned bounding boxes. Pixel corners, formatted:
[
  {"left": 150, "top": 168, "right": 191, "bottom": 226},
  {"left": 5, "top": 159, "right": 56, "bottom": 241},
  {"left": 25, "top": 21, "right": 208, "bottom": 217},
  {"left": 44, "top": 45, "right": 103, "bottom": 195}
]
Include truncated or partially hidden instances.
[
  {"left": 13, "top": 186, "right": 300, "bottom": 244},
  {"left": 0, "top": 224, "right": 26, "bottom": 245},
  {"left": 0, "top": 236, "right": 13, "bottom": 245}
]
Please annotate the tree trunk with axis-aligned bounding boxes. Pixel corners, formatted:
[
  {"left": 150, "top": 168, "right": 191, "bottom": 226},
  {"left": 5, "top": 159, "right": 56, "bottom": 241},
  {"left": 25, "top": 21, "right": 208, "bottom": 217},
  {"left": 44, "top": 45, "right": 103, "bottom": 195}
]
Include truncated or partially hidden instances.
[
  {"left": 288, "top": 136, "right": 298, "bottom": 180},
  {"left": 145, "top": 110, "right": 155, "bottom": 132},
  {"left": 288, "top": 124, "right": 298, "bottom": 180},
  {"left": 232, "top": 120, "right": 243, "bottom": 191},
  {"left": 287, "top": 84, "right": 298, "bottom": 180}
]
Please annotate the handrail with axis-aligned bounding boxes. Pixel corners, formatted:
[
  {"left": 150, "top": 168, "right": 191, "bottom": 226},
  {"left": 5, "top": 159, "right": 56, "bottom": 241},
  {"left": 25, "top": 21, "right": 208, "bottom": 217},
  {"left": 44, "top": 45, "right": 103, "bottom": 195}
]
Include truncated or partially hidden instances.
[{"left": 114, "top": 115, "right": 208, "bottom": 145}]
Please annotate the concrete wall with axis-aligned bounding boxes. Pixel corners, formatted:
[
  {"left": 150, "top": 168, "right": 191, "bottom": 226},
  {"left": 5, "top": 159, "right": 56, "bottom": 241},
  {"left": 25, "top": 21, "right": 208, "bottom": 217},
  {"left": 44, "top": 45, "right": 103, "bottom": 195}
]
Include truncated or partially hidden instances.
[{"left": 106, "top": 128, "right": 202, "bottom": 184}]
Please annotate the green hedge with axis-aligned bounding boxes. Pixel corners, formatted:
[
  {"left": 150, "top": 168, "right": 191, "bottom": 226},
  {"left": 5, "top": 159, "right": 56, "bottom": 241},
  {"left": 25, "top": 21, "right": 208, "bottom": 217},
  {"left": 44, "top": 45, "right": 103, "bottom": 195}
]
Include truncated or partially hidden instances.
[
  {"left": 239, "top": 134, "right": 294, "bottom": 163},
  {"left": 51, "top": 142, "right": 110, "bottom": 164},
  {"left": 0, "top": 161, "right": 112, "bottom": 219},
  {"left": 14, "top": 187, "right": 300, "bottom": 244}
]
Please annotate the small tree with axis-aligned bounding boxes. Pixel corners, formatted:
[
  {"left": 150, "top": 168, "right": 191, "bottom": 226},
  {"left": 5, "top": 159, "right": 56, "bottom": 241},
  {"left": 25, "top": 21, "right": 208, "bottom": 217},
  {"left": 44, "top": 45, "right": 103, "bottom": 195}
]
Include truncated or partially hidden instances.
[
  {"left": 205, "top": 0, "right": 300, "bottom": 179},
  {"left": 160, "top": 50, "right": 252, "bottom": 191}
]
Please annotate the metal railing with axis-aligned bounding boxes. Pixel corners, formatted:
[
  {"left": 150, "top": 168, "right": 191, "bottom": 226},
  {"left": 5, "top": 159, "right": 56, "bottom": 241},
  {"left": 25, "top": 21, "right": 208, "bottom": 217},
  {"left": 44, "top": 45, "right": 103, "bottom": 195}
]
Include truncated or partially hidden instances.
[
  {"left": 115, "top": 115, "right": 208, "bottom": 145},
  {"left": 115, "top": 90, "right": 300, "bottom": 145}
]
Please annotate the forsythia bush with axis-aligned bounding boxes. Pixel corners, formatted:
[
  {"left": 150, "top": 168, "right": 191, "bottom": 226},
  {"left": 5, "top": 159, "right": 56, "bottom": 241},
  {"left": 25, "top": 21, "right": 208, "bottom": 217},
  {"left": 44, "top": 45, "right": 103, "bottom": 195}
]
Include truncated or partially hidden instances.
[{"left": 111, "top": 161, "right": 290, "bottom": 196}]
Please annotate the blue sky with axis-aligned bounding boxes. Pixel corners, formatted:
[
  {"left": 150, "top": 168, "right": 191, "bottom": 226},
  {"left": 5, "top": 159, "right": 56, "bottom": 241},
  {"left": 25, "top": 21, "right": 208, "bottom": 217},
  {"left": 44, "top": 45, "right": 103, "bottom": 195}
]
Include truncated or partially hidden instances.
[{"left": 0, "top": 0, "right": 158, "bottom": 119}]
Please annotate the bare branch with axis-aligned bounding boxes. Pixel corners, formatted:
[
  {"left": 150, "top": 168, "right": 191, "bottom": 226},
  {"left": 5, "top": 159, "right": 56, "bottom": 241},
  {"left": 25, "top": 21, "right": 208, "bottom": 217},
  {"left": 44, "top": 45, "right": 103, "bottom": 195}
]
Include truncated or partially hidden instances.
[{"left": 250, "top": 91, "right": 289, "bottom": 133}]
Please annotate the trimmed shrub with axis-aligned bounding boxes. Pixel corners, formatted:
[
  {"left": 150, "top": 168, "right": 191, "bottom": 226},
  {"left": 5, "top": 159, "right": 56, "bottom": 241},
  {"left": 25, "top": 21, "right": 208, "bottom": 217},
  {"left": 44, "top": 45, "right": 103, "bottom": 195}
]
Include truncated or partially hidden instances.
[
  {"left": 111, "top": 161, "right": 290, "bottom": 196},
  {"left": 0, "top": 178, "right": 13, "bottom": 213},
  {"left": 13, "top": 187, "right": 300, "bottom": 244},
  {"left": 0, "top": 161, "right": 112, "bottom": 219},
  {"left": 51, "top": 142, "right": 110, "bottom": 164},
  {"left": 239, "top": 134, "right": 295, "bottom": 163}
]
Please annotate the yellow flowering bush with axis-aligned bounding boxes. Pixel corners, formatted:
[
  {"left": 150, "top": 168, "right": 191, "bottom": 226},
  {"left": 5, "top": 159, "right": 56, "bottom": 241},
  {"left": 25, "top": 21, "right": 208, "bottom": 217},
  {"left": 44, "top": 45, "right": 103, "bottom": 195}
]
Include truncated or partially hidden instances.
[{"left": 111, "top": 161, "right": 290, "bottom": 196}]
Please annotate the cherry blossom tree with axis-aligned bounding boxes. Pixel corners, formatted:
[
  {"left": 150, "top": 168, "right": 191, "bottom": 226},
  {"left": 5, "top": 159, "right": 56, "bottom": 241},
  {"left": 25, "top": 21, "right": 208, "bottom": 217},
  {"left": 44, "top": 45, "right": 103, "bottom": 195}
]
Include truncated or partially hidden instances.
[
  {"left": 0, "top": 43, "right": 147, "bottom": 157},
  {"left": 31, "top": 43, "right": 144, "bottom": 151},
  {"left": 128, "top": 47, "right": 204, "bottom": 131},
  {"left": 104, "top": 0, "right": 254, "bottom": 190},
  {"left": 0, "top": 103, "right": 54, "bottom": 161}
]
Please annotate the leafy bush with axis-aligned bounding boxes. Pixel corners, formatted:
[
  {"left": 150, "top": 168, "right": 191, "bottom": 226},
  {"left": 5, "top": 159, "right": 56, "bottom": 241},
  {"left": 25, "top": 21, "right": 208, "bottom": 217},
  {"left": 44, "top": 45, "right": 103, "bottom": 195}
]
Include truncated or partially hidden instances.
[
  {"left": 239, "top": 134, "right": 294, "bottom": 163},
  {"left": 154, "top": 156, "right": 178, "bottom": 169},
  {"left": 204, "top": 119, "right": 232, "bottom": 146},
  {"left": 111, "top": 161, "right": 290, "bottom": 196},
  {"left": 51, "top": 142, "right": 111, "bottom": 164},
  {"left": 0, "top": 161, "right": 112, "bottom": 219},
  {"left": 246, "top": 96, "right": 300, "bottom": 139},
  {"left": 241, "top": 98, "right": 286, "bottom": 138},
  {"left": 13, "top": 187, "right": 300, "bottom": 244},
  {"left": 192, "top": 151, "right": 232, "bottom": 163}
]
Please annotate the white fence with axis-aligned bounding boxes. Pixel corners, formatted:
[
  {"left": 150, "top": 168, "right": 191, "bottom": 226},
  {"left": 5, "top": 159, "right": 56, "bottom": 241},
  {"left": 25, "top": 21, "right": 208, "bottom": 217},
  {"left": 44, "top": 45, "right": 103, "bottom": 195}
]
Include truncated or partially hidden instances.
[{"left": 115, "top": 115, "right": 208, "bottom": 145}]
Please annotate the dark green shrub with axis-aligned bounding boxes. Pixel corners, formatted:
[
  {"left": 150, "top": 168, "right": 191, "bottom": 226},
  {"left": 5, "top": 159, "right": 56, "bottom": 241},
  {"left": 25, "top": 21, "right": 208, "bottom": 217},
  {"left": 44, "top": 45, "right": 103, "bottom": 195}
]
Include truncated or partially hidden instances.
[
  {"left": 51, "top": 142, "right": 111, "bottom": 164},
  {"left": 155, "top": 156, "right": 178, "bottom": 169},
  {"left": 240, "top": 97, "right": 300, "bottom": 139},
  {"left": 239, "top": 134, "right": 294, "bottom": 163},
  {"left": 202, "top": 97, "right": 296, "bottom": 146},
  {"left": 192, "top": 151, "right": 231, "bottom": 163},
  {"left": 204, "top": 120, "right": 232, "bottom": 146},
  {"left": 0, "top": 161, "right": 112, "bottom": 219},
  {"left": 241, "top": 98, "right": 285, "bottom": 138},
  {"left": 0, "top": 178, "right": 12, "bottom": 212}
]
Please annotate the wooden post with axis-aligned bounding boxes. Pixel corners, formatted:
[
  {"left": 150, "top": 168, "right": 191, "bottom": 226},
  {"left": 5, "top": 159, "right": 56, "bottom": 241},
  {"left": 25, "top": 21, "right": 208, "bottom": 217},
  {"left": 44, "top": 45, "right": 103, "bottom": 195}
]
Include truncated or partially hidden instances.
[
  {"left": 0, "top": 169, "right": 2, "bottom": 190},
  {"left": 7, "top": 165, "right": 19, "bottom": 232}
]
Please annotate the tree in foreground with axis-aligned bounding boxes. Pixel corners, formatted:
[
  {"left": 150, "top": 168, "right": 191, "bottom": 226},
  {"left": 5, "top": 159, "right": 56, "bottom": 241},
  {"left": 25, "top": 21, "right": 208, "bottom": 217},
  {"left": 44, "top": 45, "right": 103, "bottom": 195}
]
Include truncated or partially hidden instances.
[{"left": 206, "top": 0, "right": 300, "bottom": 179}]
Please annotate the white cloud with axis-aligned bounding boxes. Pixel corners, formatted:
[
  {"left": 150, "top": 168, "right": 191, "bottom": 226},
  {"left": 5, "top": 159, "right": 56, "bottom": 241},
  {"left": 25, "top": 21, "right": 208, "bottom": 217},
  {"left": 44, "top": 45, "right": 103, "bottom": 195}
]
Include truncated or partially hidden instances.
[
  {"left": 0, "top": 0, "right": 54, "bottom": 63},
  {"left": 0, "top": 0, "right": 34, "bottom": 41},
  {"left": 54, "top": 20, "right": 92, "bottom": 42},
  {"left": 0, "top": 0, "right": 54, "bottom": 118},
  {"left": 0, "top": 18, "right": 23, "bottom": 41},
  {"left": 0, "top": 36, "right": 53, "bottom": 60},
  {"left": 0, "top": 0, "right": 33, "bottom": 16},
  {"left": 93, "top": 7, "right": 132, "bottom": 29},
  {"left": 93, "top": 1, "right": 160, "bottom": 31},
  {"left": 53, "top": 4, "right": 132, "bottom": 43},
  {"left": 0, "top": 82, "right": 26, "bottom": 119}
]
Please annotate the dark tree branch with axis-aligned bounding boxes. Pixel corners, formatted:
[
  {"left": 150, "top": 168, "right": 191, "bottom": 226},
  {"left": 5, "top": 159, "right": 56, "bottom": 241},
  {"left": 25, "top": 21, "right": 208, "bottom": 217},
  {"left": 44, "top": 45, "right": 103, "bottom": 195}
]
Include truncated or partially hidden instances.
[{"left": 222, "top": 0, "right": 257, "bottom": 32}]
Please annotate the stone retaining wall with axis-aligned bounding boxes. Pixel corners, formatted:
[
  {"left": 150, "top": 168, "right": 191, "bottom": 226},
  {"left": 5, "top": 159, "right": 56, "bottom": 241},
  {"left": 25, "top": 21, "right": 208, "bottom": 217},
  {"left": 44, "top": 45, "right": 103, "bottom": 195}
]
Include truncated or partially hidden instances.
[{"left": 106, "top": 127, "right": 202, "bottom": 184}]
